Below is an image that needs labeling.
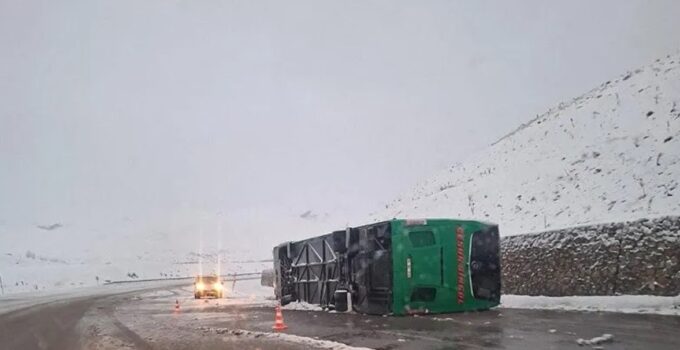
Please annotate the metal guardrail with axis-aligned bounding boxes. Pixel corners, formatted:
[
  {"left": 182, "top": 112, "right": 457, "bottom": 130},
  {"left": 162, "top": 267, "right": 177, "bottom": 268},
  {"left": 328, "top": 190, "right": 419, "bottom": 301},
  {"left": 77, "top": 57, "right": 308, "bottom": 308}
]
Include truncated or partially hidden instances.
[{"left": 103, "top": 272, "right": 262, "bottom": 285}]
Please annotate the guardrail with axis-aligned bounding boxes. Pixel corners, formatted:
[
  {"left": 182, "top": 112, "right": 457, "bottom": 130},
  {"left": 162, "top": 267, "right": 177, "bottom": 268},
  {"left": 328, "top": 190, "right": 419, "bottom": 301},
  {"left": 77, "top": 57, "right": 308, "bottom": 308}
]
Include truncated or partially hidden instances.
[{"left": 103, "top": 272, "right": 262, "bottom": 285}]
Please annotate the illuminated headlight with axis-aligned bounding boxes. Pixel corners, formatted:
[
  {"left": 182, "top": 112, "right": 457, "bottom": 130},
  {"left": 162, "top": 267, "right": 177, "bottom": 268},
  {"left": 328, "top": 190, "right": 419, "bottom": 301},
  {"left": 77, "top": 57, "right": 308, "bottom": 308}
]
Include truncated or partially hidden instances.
[
  {"left": 213, "top": 283, "right": 222, "bottom": 290},
  {"left": 196, "top": 282, "right": 205, "bottom": 290}
]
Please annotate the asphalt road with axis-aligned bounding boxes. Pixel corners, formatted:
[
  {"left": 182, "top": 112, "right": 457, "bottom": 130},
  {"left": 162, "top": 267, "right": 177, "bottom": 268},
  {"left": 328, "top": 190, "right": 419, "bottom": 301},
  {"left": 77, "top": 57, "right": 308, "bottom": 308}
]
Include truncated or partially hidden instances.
[{"left": 1, "top": 284, "right": 679, "bottom": 350}]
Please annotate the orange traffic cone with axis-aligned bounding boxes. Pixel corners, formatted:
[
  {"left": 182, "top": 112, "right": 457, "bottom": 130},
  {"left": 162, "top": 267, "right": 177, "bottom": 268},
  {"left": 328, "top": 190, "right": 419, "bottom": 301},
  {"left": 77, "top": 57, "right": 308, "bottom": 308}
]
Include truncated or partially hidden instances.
[
  {"left": 272, "top": 304, "right": 288, "bottom": 331},
  {"left": 174, "top": 299, "right": 180, "bottom": 312}
]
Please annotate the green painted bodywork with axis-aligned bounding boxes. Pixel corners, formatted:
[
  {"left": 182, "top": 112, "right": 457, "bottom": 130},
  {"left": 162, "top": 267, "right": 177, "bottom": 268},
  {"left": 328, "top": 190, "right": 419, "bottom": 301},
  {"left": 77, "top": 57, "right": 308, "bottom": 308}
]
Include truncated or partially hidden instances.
[{"left": 390, "top": 219, "right": 499, "bottom": 315}]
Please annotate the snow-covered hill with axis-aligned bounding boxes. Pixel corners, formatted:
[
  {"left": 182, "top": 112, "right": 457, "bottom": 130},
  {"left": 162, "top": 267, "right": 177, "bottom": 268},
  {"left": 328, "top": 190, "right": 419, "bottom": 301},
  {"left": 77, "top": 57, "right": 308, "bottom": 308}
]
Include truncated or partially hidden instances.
[{"left": 372, "top": 53, "right": 680, "bottom": 235}]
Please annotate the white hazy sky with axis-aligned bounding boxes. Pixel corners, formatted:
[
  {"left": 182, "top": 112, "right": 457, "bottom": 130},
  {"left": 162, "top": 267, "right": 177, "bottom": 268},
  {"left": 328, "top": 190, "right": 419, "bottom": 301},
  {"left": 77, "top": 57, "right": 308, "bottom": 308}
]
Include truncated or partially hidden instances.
[{"left": 1, "top": 0, "right": 679, "bottom": 255}]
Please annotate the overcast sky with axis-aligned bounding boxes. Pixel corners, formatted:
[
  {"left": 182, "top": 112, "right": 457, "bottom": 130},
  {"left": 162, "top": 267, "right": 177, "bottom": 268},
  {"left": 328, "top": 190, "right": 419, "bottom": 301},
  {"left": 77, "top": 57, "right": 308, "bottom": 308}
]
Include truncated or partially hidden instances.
[{"left": 1, "top": 0, "right": 679, "bottom": 254}]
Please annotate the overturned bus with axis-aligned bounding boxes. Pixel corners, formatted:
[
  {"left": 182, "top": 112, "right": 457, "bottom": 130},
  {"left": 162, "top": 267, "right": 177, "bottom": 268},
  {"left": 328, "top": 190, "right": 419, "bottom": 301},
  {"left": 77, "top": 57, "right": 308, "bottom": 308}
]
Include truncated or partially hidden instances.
[{"left": 272, "top": 218, "right": 501, "bottom": 315}]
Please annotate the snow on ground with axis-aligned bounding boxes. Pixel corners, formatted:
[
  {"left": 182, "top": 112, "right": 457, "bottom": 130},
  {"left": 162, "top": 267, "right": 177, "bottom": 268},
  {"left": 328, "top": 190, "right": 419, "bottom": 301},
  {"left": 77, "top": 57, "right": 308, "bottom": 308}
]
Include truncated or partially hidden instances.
[
  {"left": 0, "top": 279, "right": 187, "bottom": 315},
  {"left": 5, "top": 274, "right": 680, "bottom": 319},
  {"left": 501, "top": 294, "right": 680, "bottom": 315},
  {"left": 118, "top": 279, "right": 680, "bottom": 317},
  {"left": 282, "top": 301, "right": 324, "bottom": 311},
  {"left": 0, "top": 250, "right": 270, "bottom": 295},
  {"left": 576, "top": 334, "right": 615, "bottom": 346},
  {"left": 228, "top": 276, "right": 275, "bottom": 301},
  {"left": 127, "top": 279, "right": 276, "bottom": 314},
  {"left": 201, "top": 327, "right": 373, "bottom": 350},
  {"left": 0, "top": 205, "right": 338, "bottom": 297},
  {"left": 372, "top": 53, "right": 680, "bottom": 236},
  {"left": 0, "top": 278, "right": 274, "bottom": 317},
  {"left": 231, "top": 282, "right": 680, "bottom": 316},
  {"left": 109, "top": 278, "right": 680, "bottom": 317}
]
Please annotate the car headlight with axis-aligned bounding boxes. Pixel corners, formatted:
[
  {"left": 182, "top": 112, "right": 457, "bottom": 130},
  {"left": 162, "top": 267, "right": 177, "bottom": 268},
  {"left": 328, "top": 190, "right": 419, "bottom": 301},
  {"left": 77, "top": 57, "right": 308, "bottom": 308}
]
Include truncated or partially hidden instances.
[
  {"left": 196, "top": 282, "right": 205, "bottom": 290},
  {"left": 213, "top": 283, "right": 222, "bottom": 290}
]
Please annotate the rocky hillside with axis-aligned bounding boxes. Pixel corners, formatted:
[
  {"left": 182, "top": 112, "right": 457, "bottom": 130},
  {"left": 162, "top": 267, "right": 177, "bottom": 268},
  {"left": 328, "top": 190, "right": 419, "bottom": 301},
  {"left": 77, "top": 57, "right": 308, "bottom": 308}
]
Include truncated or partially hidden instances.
[{"left": 373, "top": 53, "right": 680, "bottom": 236}]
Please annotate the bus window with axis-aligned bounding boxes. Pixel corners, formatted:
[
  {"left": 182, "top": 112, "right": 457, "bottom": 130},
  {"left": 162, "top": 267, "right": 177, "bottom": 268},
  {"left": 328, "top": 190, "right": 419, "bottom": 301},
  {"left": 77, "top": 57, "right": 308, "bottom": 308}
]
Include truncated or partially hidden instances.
[{"left": 409, "top": 231, "right": 435, "bottom": 247}]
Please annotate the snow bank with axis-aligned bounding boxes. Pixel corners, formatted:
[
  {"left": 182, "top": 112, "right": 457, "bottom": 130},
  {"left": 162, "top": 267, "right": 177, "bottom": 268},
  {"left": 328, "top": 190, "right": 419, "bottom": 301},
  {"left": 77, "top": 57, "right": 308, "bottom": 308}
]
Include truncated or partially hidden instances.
[
  {"left": 501, "top": 294, "right": 680, "bottom": 315},
  {"left": 201, "top": 327, "right": 373, "bottom": 350},
  {"left": 282, "top": 301, "right": 324, "bottom": 311},
  {"left": 576, "top": 334, "right": 614, "bottom": 346}
]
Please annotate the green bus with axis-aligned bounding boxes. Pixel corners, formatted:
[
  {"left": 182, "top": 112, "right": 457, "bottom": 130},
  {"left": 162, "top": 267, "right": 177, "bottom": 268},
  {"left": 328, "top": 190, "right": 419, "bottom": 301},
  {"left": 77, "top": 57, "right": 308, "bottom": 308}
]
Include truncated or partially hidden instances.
[{"left": 272, "top": 218, "right": 501, "bottom": 315}]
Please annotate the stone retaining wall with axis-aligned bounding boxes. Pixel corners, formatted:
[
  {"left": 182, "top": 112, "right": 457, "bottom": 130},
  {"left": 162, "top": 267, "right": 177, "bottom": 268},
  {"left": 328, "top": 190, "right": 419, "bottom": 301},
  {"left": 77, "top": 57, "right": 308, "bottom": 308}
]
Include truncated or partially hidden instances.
[{"left": 501, "top": 216, "right": 680, "bottom": 296}]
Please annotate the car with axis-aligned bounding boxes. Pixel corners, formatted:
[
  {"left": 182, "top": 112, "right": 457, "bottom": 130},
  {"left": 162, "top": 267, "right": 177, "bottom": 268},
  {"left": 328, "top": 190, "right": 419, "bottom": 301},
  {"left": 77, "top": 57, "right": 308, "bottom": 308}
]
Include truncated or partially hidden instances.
[{"left": 193, "top": 275, "right": 224, "bottom": 299}]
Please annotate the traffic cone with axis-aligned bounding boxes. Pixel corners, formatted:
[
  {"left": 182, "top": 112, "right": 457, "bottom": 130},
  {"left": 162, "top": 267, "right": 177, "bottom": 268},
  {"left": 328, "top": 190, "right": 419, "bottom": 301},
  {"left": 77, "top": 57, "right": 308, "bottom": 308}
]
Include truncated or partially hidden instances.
[
  {"left": 174, "top": 299, "right": 180, "bottom": 312},
  {"left": 272, "top": 304, "right": 288, "bottom": 331}
]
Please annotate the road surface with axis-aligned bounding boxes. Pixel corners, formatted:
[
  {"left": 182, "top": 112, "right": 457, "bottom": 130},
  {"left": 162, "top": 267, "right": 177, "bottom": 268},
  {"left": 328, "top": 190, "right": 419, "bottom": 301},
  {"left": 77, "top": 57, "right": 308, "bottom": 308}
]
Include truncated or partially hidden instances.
[{"left": 1, "top": 282, "right": 679, "bottom": 350}]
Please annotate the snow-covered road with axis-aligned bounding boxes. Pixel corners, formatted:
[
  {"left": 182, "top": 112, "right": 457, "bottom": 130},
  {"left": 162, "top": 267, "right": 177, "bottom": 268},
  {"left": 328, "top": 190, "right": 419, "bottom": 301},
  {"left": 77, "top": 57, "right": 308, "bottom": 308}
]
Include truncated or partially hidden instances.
[{"left": 1, "top": 280, "right": 679, "bottom": 349}]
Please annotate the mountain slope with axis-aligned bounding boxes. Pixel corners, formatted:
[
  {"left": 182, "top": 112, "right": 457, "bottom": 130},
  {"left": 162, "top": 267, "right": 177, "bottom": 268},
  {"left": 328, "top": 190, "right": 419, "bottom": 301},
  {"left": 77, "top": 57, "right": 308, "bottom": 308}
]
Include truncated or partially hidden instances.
[{"left": 372, "top": 53, "right": 680, "bottom": 235}]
